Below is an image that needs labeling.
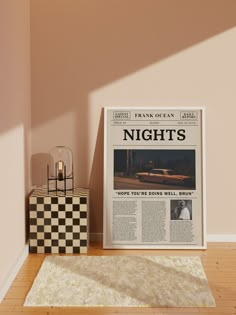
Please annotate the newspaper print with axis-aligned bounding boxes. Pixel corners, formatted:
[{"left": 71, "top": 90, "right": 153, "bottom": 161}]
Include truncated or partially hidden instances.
[{"left": 103, "top": 107, "right": 205, "bottom": 249}]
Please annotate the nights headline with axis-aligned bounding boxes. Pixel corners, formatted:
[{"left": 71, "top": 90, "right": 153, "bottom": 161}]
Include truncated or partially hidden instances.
[{"left": 123, "top": 129, "right": 186, "bottom": 141}]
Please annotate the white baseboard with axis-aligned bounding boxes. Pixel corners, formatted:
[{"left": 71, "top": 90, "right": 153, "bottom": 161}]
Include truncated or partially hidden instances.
[
  {"left": 207, "top": 234, "right": 236, "bottom": 242},
  {"left": 0, "top": 244, "right": 29, "bottom": 303},
  {"left": 90, "top": 233, "right": 236, "bottom": 243}
]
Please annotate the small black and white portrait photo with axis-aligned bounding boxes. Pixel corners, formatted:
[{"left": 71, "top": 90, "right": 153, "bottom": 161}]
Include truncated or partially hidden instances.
[{"left": 170, "top": 200, "right": 192, "bottom": 220}]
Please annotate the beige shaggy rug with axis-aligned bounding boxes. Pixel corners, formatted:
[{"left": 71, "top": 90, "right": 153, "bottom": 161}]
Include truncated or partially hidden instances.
[{"left": 24, "top": 255, "right": 215, "bottom": 307}]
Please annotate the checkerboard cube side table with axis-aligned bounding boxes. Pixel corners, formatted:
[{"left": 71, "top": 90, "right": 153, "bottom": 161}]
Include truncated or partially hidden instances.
[{"left": 29, "top": 187, "right": 89, "bottom": 254}]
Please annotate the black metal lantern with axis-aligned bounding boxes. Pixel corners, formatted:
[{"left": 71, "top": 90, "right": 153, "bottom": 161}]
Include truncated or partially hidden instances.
[{"left": 47, "top": 146, "right": 74, "bottom": 193}]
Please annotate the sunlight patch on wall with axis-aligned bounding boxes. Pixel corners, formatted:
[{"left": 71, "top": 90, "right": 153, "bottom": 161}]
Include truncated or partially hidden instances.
[
  {"left": 87, "top": 26, "right": 236, "bottom": 233},
  {"left": 0, "top": 124, "right": 25, "bottom": 286}
]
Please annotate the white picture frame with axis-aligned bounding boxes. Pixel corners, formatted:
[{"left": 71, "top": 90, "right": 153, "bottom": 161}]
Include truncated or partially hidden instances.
[{"left": 103, "top": 107, "right": 206, "bottom": 249}]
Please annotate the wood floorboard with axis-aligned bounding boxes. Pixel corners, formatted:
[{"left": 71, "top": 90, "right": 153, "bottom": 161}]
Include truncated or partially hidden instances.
[{"left": 1, "top": 242, "right": 236, "bottom": 315}]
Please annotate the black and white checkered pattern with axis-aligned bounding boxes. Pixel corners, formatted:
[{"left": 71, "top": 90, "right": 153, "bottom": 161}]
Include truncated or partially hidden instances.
[{"left": 29, "top": 188, "right": 89, "bottom": 254}]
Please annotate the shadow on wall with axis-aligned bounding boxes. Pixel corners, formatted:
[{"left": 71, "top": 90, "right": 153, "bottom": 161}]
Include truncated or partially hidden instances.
[
  {"left": 31, "top": 153, "right": 51, "bottom": 187},
  {"left": 31, "top": 0, "right": 236, "bottom": 128},
  {"left": 88, "top": 111, "right": 104, "bottom": 234},
  {"left": 30, "top": 0, "right": 236, "bottom": 233}
]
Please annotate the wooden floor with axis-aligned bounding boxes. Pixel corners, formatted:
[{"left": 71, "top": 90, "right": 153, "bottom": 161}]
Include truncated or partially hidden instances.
[{"left": 0, "top": 242, "right": 236, "bottom": 315}]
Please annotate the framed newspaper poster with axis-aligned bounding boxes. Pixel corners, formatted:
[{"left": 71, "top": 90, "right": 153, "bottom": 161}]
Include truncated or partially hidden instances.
[{"left": 103, "top": 107, "right": 206, "bottom": 249}]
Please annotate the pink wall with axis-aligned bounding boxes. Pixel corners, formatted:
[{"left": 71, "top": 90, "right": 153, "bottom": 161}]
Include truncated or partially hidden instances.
[
  {"left": 0, "top": 0, "right": 31, "bottom": 294},
  {"left": 31, "top": 0, "right": 236, "bottom": 235}
]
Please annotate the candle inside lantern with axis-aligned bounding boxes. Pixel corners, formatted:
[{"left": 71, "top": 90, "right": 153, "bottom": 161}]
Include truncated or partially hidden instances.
[{"left": 57, "top": 160, "right": 64, "bottom": 181}]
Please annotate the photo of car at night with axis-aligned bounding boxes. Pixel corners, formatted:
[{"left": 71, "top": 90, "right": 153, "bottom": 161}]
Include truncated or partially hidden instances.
[
  {"left": 114, "top": 149, "right": 196, "bottom": 190},
  {"left": 136, "top": 168, "right": 194, "bottom": 187}
]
